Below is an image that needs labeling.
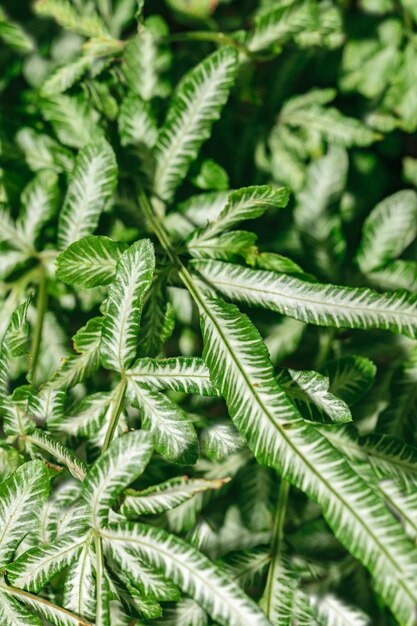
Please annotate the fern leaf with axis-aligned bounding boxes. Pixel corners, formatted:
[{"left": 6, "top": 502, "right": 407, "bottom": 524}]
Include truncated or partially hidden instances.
[
  {"left": 198, "top": 295, "right": 417, "bottom": 624},
  {"left": 324, "top": 356, "right": 376, "bottom": 405},
  {"left": 40, "top": 95, "right": 102, "bottom": 149},
  {"left": 18, "top": 171, "right": 60, "bottom": 248},
  {"left": 57, "top": 140, "right": 117, "bottom": 249},
  {"left": 128, "top": 382, "right": 198, "bottom": 464},
  {"left": 122, "top": 17, "right": 171, "bottom": 101},
  {"left": 0, "top": 461, "right": 49, "bottom": 568},
  {"left": 118, "top": 94, "right": 158, "bottom": 148},
  {"left": 63, "top": 541, "right": 96, "bottom": 620},
  {"left": 56, "top": 236, "right": 128, "bottom": 287},
  {"left": 35, "top": 0, "right": 109, "bottom": 38},
  {"left": 47, "top": 318, "right": 103, "bottom": 390},
  {"left": 0, "top": 583, "right": 93, "bottom": 626},
  {"left": 310, "top": 593, "right": 370, "bottom": 626},
  {"left": 101, "top": 523, "right": 270, "bottom": 626},
  {"left": 188, "top": 185, "right": 289, "bottom": 243},
  {"left": 81, "top": 430, "right": 154, "bottom": 527},
  {"left": 192, "top": 259, "right": 417, "bottom": 338},
  {"left": 277, "top": 368, "right": 352, "bottom": 423},
  {"left": 27, "top": 429, "right": 87, "bottom": 481},
  {"left": 126, "top": 356, "right": 217, "bottom": 395},
  {"left": 321, "top": 424, "right": 417, "bottom": 490},
  {"left": 201, "top": 422, "right": 246, "bottom": 461},
  {"left": 121, "top": 476, "right": 227, "bottom": 516},
  {"left": 0, "top": 8, "right": 34, "bottom": 52},
  {"left": 153, "top": 47, "right": 238, "bottom": 201},
  {"left": 356, "top": 190, "right": 417, "bottom": 273},
  {"left": 0, "top": 588, "right": 42, "bottom": 625},
  {"left": 100, "top": 239, "right": 155, "bottom": 372},
  {"left": 247, "top": 1, "right": 318, "bottom": 52},
  {"left": 7, "top": 533, "right": 88, "bottom": 592},
  {"left": 379, "top": 480, "right": 417, "bottom": 540},
  {"left": 294, "top": 147, "right": 348, "bottom": 280}
]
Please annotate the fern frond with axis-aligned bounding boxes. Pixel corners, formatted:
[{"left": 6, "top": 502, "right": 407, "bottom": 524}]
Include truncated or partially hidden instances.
[{"left": 193, "top": 259, "right": 417, "bottom": 338}]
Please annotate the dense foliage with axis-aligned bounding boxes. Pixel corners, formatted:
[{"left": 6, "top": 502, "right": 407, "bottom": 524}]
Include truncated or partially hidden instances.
[{"left": 2, "top": 0, "right": 417, "bottom": 624}]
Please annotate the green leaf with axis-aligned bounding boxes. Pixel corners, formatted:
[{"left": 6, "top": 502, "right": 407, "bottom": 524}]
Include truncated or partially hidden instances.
[
  {"left": 0, "top": 584, "right": 93, "bottom": 626},
  {"left": 320, "top": 424, "right": 417, "bottom": 491},
  {"left": 0, "top": 297, "right": 31, "bottom": 395},
  {"left": 0, "top": 461, "right": 49, "bottom": 568},
  {"left": 324, "top": 356, "right": 376, "bottom": 406},
  {"left": 18, "top": 171, "right": 60, "bottom": 248},
  {"left": 15, "top": 127, "right": 73, "bottom": 174},
  {"left": 7, "top": 533, "right": 88, "bottom": 593},
  {"left": 379, "top": 480, "right": 417, "bottom": 541},
  {"left": 128, "top": 382, "right": 198, "bottom": 464},
  {"left": 41, "top": 57, "right": 91, "bottom": 97},
  {"left": 0, "top": 444, "right": 23, "bottom": 482},
  {"left": 126, "top": 356, "right": 217, "bottom": 396},
  {"left": 50, "top": 391, "right": 111, "bottom": 437},
  {"left": 294, "top": 147, "right": 348, "bottom": 279},
  {"left": 47, "top": 317, "right": 103, "bottom": 390},
  {"left": 100, "top": 239, "right": 155, "bottom": 371},
  {"left": 0, "top": 8, "right": 34, "bottom": 53},
  {"left": 27, "top": 429, "right": 87, "bottom": 481},
  {"left": 187, "top": 230, "right": 258, "bottom": 262},
  {"left": 378, "top": 345, "right": 417, "bottom": 438},
  {"left": 366, "top": 259, "right": 417, "bottom": 293},
  {"left": 280, "top": 89, "right": 377, "bottom": 147},
  {"left": 164, "top": 190, "right": 230, "bottom": 240},
  {"left": 122, "top": 17, "right": 171, "bottom": 101},
  {"left": 200, "top": 422, "right": 246, "bottom": 461},
  {"left": 137, "top": 275, "right": 175, "bottom": 357},
  {"left": 310, "top": 593, "right": 370, "bottom": 626},
  {"left": 101, "top": 523, "right": 270, "bottom": 626},
  {"left": 121, "top": 476, "right": 227, "bottom": 516},
  {"left": 192, "top": 259, "right": 417, "bottom": 339},
  {"left": 35, "top": 0, "right": 109, "bottom": 37},
  {"left": 81, "top": 430, "right": 154, "bottom": 527},
  {"left": 63, "top": 540, "right": 96, "bottom": 620},
  {"left": 118, "top": 94, "right": 158, "bottom": 148},
  {"left": 188, "top": 185, "right": 289, "bottom": 243},
  {"left": 277, "top": 368, "right": 352, "bottom": 423},
  {"left": 28, "top": 387, "right": 65, "bottom": 426},
  {"left": 148, "top": 598, "right": 208, "bottom": 626},
  {"left": 56, "top": 236, "right": 128, "bottom": 287},
  {"left": 356, "top": 190, "right": 417, "bottom": 273},
  {"left": 153, "top": 47, "right": 238, "bottom": 201},
  {"left": 41, "top": 95, "right": 103, "bottom": 149},
  {"left": 198, "top": 295, "right": 417, "bottom": 624},
  {"left": 246, "top": 1, "right": 318, "bottom": 52},
  {"left": 106, "top": 541, "right": 180, "bottom": 601},
  {"left": 0, "top": 588, "right": 42, "bottom": 625},
  {"left": 57, "top": 140, "right": 118, "bottom": 249}
]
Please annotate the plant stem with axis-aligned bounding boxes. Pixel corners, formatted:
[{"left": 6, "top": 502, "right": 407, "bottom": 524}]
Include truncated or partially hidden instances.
[
  {"left": 95, "top": 534, "right": 107, "bottom": 626},
  {"left": 262, "top": 478, "right": 290, "bottom": 619},
  {"left": 31, "top": 263, "right": 48, "bottom": 386},
  {"left": 101, "top": 379, "right": 127, "bottom": 453},
  {"left": 167, "top": 31, "right": 252, "bottom": 56},
  {"left": 138, "top": 187, "right": 200, "bottom": 296},
  {"left": 0, "top": 581, "right": 91, "bottom": 625}
]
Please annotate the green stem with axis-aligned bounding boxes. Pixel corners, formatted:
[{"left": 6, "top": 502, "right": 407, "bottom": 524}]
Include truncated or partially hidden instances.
[
  {"left": 138, "top": 187, "right": 201, "bottom": 303},
  {"left": 167, "top": 31, "right": 253, "bottom": 56},
  {"left": 262, "top": 478, "right": 290, "bottom": 618},
  {"left": 101, "top": 379, "right": 127, "bottom": 453},
  {"left": 31, "top": 263, "right": 48, "bottom": 386}
]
